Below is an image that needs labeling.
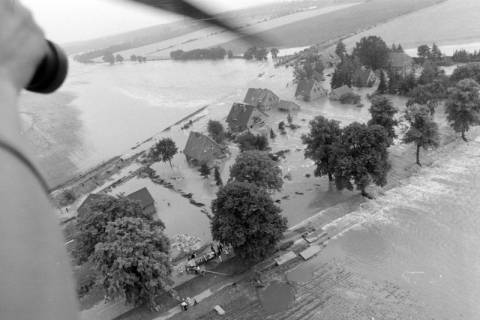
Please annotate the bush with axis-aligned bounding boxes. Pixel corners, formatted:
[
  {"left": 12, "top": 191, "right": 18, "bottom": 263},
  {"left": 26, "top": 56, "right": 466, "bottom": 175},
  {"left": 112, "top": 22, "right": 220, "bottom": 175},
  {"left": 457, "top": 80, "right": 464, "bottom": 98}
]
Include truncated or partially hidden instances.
[
  {"left": 339, "top": 92, "right": 361, "bottom": 104},
  {"left": 59, "top": 189, "right": 76, "bottom": 206},
  {"left": 236, "top": 132, "right": 269, "bottom": 152}
]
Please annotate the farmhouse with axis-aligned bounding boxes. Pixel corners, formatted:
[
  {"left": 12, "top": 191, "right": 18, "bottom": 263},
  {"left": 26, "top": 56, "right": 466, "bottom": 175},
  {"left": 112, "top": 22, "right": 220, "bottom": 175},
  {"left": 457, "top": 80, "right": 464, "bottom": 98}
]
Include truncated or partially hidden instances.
[
  {"left": 353, "top": 67, "right": 376, "bottom": 87},
  {"left": 77, "top": 187, "right": 156, "bottom": 217},
  {"left": 183, "top": 131, "right": 227, "bottom": 166},
  {"left": 126, "top": 187, "right": 156, "bottom": 216},
  {"left": 226, "top": 103, "right": 268, "bottom": 132},
  {"left": 243, "top": 88, "right": 279, "bottom": 111},
  {"left": 295, "top": 79, "right": 328, "bottom": 101},
  {"left": 329, "top": 85, "right": 354, "bottom": 100},
  {"left": 388, "top": 52, "right": 414, "bottom": 76}
]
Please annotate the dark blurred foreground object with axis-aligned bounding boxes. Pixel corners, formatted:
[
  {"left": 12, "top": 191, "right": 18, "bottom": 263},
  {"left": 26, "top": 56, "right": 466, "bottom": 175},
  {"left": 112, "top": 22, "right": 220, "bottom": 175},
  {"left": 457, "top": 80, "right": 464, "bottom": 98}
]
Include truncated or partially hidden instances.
[
  {"left": 26, "top": 0, "right": 264, "bottom": 94},
  {"left": 26, "top": 40, "right": 68, "bottom": 94}
]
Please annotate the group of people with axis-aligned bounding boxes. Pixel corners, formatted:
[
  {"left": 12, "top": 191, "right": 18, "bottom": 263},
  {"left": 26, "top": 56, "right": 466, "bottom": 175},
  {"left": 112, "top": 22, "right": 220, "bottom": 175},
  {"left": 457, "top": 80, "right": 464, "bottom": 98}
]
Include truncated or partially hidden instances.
[
  {"left": 180, "top": 296, "right": 198, "bottom": 311},
  {"left": 185, "top": 242, "right": 226, "bottom": 275}
]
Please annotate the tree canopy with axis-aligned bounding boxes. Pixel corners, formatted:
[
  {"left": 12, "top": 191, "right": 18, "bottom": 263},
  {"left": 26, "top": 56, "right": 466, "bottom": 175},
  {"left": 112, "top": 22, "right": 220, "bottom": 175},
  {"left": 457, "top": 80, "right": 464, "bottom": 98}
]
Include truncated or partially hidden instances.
[
  {"left": 211, "top": 182, "right": 287, "bottom": 262},
  {"left": 74, "top": 194, "right": 159, "bottom": 264},
  {"left": 352, "top": 36, "right": 390, "bottom": 70},
  {"left": 302, "top": 116, "right": 342, "bottom": 181},
  {"left": 207, "top": 120, "right": 225, "bottom": 143},
  {"left": 450, "top": 63, "right": 480, "bottom": 84},
  {"left": 445, "top": 78, "right": 480, "bottom": 141},
  {"left": 149, "top": 138, "right": 178, "bottom": 167},
  {"left": 229, "top": 150, "right": 283, "bottom": 192},
  {"left": 335, "top": 40, "right": 347, "bottom": 59},
  {"left": 367, "top": 95, "right": 398, "bottom": 145},
  {"left": 235, "top": 132, "right": 269, "bottom": 152},
  {"left": 92, "top": 217, "right": 172, "bottom": 309},
  {"left": 334, "top": 123, "right": 391, "bottom": 196},
  {"left": 403, "top": 104, "right": 440, "bottom": 166}
]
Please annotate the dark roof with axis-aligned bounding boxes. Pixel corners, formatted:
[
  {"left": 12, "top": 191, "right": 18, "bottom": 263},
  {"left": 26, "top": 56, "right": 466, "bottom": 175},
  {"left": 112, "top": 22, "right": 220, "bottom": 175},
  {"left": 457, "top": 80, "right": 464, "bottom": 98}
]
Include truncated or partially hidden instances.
[
  {"left": 331, "top": 85, "right": 353, "bottom": 97},
  {"left": 243, "top": 88, "right": 278, "bottom": 106},
  {"left": 356, "top": 67, "right": 375, "bottom": 84},
  {"left": 77, "top": 193, "right": 104, "bottom": 216},
  {"left": 389, "top": 52, "right": 414, "bottom": 68},
  {"left": 127, "top": 187, "right": 154, "bottom": 209},
  {"left": 295, "top": 79, "right": 316, "bottom": 97},
  {"left": 183, "top": 131, "right": 225, "bottom": 164},
  {"left": 226, "top": 103, "right": 257, "bottom": 130}
]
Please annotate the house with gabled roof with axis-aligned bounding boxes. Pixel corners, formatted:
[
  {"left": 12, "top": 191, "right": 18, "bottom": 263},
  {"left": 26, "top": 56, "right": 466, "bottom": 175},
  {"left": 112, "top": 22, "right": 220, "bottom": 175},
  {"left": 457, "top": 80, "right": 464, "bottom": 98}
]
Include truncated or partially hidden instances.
[
  {"left": 183, "top": 131, "right": 227, "bottom": 166},
  {"left": 226, "top": 103, "right": 268, "bottom": 133},
  {"left": 353, "top": 67, "right": 377, "bottom": 87},
  {"left": 243, "top": 88, "right": 279, "bottom": 111},
  {"left": 388, "top": 52, "right": 414, "bottom": 76},
  {"left": 295, "top": 79, "right": 328, "bottom": 101},
  {"left": 77, "top": 187, "right": 156, "bottom": 217},
  {"left": 329, "top": 85, "right": 354, "bottom": 100}
]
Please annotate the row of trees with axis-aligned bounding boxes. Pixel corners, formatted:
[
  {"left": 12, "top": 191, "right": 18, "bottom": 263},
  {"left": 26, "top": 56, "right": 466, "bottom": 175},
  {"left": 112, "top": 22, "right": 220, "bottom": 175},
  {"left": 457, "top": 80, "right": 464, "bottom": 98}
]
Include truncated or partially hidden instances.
[
  {"left": 170, "top": 47, "right": 227, "bottom": 60},
  {"left": 244, "top": 47, "right": 269, "bottom": 61},
  {"left": 293, "top": 53, "right": 325, "bottom": 82},
  {"left": 103, "top": 53, "right": 147, "bottom": 64}
]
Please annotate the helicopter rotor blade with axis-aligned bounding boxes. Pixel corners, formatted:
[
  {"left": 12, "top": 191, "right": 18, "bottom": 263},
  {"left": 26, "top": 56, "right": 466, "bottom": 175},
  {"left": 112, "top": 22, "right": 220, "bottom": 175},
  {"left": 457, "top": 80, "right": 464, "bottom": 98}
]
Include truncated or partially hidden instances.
[{"left": 128, "top": 0, "right": 270, "bottom": 46}]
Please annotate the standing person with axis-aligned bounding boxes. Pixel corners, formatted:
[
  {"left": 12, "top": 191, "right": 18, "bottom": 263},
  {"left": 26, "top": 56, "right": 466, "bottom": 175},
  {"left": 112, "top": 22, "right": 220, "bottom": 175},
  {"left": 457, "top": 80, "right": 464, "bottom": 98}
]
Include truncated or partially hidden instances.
[{"left": 0, "top": 1, "right": 78, "bottom": 319}]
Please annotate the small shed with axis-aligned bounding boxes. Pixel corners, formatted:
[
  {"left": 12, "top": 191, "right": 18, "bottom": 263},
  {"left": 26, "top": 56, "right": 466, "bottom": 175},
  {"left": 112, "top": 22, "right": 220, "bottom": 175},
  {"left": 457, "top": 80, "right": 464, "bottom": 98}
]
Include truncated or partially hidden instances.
[
  {"left": 277, "top": 100, "right": 300, "bottom": 112},
  {"left": 329, "top": 85, "right": 354, "bottom": 100}
]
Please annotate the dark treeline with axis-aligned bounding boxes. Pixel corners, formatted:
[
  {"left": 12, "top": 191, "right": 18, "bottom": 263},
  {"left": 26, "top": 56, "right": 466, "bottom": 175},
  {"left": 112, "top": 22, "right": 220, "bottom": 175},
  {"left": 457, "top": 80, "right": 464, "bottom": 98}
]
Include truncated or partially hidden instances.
[
  {"left": 452, "top": 49, "right": 480, "bottom": 63},
  {"left": 170, "top": 47, "right": 227, "bottom": 60}
]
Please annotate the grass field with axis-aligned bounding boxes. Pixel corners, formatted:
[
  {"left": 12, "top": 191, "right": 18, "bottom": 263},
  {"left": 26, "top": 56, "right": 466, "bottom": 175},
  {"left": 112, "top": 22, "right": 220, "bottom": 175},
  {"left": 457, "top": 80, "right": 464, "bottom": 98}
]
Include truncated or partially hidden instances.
[{"left": 218, "top": 0, "right": 444, "bottom": 53}]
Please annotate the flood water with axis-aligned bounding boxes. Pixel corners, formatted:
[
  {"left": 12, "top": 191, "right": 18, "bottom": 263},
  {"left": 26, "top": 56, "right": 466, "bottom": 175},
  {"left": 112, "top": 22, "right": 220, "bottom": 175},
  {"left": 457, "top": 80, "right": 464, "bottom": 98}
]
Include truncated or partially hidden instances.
[{"left": 289, "top": 136, "right": 480, "bottom": 319}]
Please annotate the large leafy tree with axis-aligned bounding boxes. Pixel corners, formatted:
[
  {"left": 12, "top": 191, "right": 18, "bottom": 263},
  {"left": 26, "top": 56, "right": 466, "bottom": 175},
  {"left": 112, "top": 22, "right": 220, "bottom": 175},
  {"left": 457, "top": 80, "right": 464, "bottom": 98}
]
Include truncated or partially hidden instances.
[
  {"left": 211, "top": 182, "right": 287, "bottom": 262},
  {"left": 229, "top": 150, "right": 283, "bottom": 192},
  {"left": 367, "top": 96, "right": 398, "bottom": 145},
  {"left": 92, "top": 217, "right": 172, "bottom": 309},
  {"left": 403, "top": 104, "right": 440, "bottom": 166},
  {"left": 417, "top": 44, "right": 431, "bottom": 62},
  {"left": 352, "top": 36, "right": 390, "bottom": 70},
  {"left": 334, "top": 123, "right": 391, "bottom": 197},
  {"left": 407, "top": 79, "right": 448, "bottom": 115},
  {"left": 302, "top": 116, "right": 342, "bottom": 181},
  {"left": 377, "top": 70, "right": 388, "bottom": 94},
  {"left": 335, "top": 40, "right": 347, "bottom": 59},
  {"left": 331, "top": 55, "right": 358, "bottom": 89},
  {"left": 74, "top": 195, "right": 158, "bottom": 263},
  {"left": 149, "top": 138, "right": 178, "bottom": 167},
  {"left": 445, "top": 78, "right": 480, "bottom": 141}
]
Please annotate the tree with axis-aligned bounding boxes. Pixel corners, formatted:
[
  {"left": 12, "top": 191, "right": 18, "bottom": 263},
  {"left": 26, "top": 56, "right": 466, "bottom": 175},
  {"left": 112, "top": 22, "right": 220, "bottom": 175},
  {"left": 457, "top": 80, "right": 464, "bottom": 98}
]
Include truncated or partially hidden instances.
[
  {"left": 331, "top": 55, "right": 358, "bottom": 89},
  {"left": 115, "top": 54, "right": 124, "bottom": 63},
  {"left": 403, "top": 104, "right": 439, "bottom": 166},
  {"left": 74, "top": 195, "right": 158, "bottom": 263},
  {"left": 407, "top": 81, "right": 447, "bottom": 115},
  {"left": 418, "top": 60, "right": 440, "bottom": 85},
  {"left": 214, "top": 166, "right": 223, "bottom": 186},
  {"left": 92, "top": 217, "right": 172, "bottom": 309},
  {"left": 199, "top": 163, "right": 211, "bottom": 178},
  {"left": 450, "top": 63, "right": 480, "bottom": 84},
  {"left": 211, "top": 182, "right": 287, "bottom": 262},
  {"left": 287, "top": 113, "right": 293, "bottom": 125},
  {"left": 335, "top": 40, "right": 347, "bottom": 59},
  {"left": 270, "top": 48, "right": 279, "bottom": 60},
  {"left": 236, "top": 132, "right": 269, "bottom": 152},
  {"left": 227, "top": 50, "right": 234, "bottom": 59},
  {"left": 417, "top": 44, "right": 431, "bottom": 62},
  {"left": 207, "top": 120, "right": 225, "bottom": 143},
  {"left": 334, "top": 123, "right": 391, "bottom": 197},
  {"left": 445, "top": 78, "right": 480, "bottom": 141},
  {"left": 269, "top": 128, "right": 276, "bottom": 139},
  {"left": 367, "top": 96, "right": 398, "bottom": 145},
  {"left": 130, "top": 55, "right": 137, "bottom": 61},
  {"left": 149, "top": 138, "right": 178, "bottom": 167},
  {"left": 229, "top": 151, "right": 283, "bottom": 192},
  {"left": 377, "top": 70, "right": 388, "bottom": 94},
  {"left": 431, "top": 43, "right": 442, "bottom": 61},
  {"left": 103, "top": 52, "right": 115, "bottom": 65},
  {"left": 352, "top": 36, "right": 390, "bottom": 70},
  {"left": 302, "top": 116, "right": 342, "bottom": 181}
]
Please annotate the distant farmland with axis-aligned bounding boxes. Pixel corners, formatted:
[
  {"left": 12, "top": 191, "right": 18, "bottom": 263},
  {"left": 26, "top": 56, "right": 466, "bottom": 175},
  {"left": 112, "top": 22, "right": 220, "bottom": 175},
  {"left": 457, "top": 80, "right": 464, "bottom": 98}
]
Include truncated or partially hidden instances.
[{"left": 220, "top": 0, "right": 445, "bottom": 53}]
